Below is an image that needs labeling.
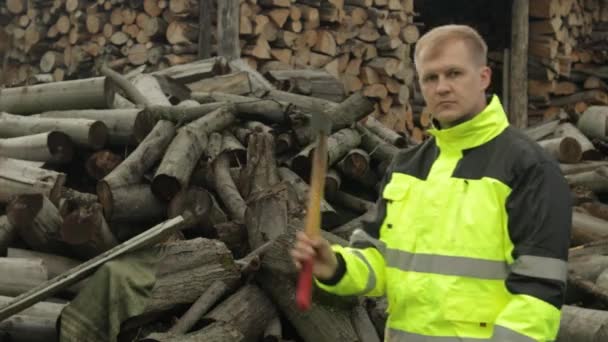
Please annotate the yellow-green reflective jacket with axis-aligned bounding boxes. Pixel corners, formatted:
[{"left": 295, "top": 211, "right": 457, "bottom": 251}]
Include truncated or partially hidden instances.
[{"left": 316, "top": 95, "right": 571, "bottom": 342}]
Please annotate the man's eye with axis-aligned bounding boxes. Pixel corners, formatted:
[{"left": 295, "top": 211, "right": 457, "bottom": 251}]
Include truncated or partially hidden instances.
[
  {"left": 423, "top": 75, "right": 437, "bottom": 83},
  {"left": 448, "top": 70, "right": 461, "bottom": 78}
]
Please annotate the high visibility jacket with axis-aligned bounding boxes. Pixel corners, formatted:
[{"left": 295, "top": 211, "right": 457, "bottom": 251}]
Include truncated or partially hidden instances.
[{"left": 316, "top": 95, "right": 571, "bottom": 341}]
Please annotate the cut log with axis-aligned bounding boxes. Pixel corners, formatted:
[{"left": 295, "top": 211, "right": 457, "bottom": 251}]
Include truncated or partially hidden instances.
[
  {"left": 578, "top": 106, "right": 608, "bottom": 142},
  {"left": 566, "top": 167, "right": 608, "bottom": 194},
  {"left": 61, "top": 203, "right": 118, "bottom": 260},
  {"left": 557, "top": 305, "right": 608, "bottom": 341},
  {"left": 97, "top": 121, "right": 175, "bottom": 210},
  {"left": 537, "top": 136, "right": 583, "bottom": 163},
  {"left": 152, "top": 109, "right": 224, "bottom": 201},
  {"left": 133, "top": 104, "right": 236, "bottom": 142},
  {"left": 0, "top": 296, "right": 66, "bottom": 342},
  {"left": 168, "top": 187, "right": 228, "bottom": 238},
  {"left": 6, "top": 194, "right": 66, "bottom": 254},
  {"left": 100, "top": 184, "right": 166, "bottom": 224},
  {"left": 213, "top": 138, "right": 247, "bottom": 222},
  {"left": 364, "top": 115, "right": 406, "bottom": 147},
  {"left": 0, "top": 216, "right": 17, "bottom": 257},
  {"left": 352, "top": 301, "right": 382, "bottom": 342},
  {"left": 561, "top": 161, "right": 608, "bottom": 175},
  {"left": 0, "top": 258, "right": 48, "bottom": 297},
  {"left": 554, "top": 123, "right": 601, "bottom": 159},
  {"left": 0, "top": 132, "right": 74, "bottom": 164},
  {"left": 187, "top": 71, "right": 251, "bottom": 95},
  {"left": 0, "top": 157, "right": 66, "bottom": 205},
  {"left": 572, "top": 209, "right": 608, "bottom": 246},
  {"left": 218, "top": 0, "right": 240, "bottom": 60},
  {"left": 0, "top": 77, "right": 115, "bottom": 114},
  {"left": 0, "top": 112, "right": 108, "bottom": 150},
  {"left": 85, "top": 150, "right": 123, "bottom": 181},
  {"left": 0, "top": 215, "right": 191, "bottom": 321},
  {"left": 150, "top": 57, "right": 228, "bottom": 84}
]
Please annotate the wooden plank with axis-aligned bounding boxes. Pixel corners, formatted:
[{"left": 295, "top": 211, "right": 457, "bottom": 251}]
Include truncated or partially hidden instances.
[
  {"left": 509, "top": 0, "right": 529, "bottom": 128},
  {"left": 217, "top": 0, "right": 240, "bottom": 60}
]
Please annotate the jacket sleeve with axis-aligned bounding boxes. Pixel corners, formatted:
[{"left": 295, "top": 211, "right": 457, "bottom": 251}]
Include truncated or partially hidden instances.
[
  {"left": 314, "top": 165, "right": 393, "bottom": 298},
  {"left": 493, "top": 161, "right": 571, "bottom": 341}
]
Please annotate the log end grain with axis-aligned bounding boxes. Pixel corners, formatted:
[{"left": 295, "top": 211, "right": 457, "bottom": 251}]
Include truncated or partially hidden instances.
[
  {"left": 6, "top": 194, "right": 44, "bottom": 229},
  {"left": 103, "top": 77, "right": 117, "bottom": 109},
  {"left": 47, "top": 131, "right": 75, "bottom": 163},
  {"left": 133, "top": 110, "right": 157, "bottom": 143},
  {"left": 61, "top": 208, "right": 95, "bottom": 245},
  {"left": 151, "top": 174, "right": 182, "bottom": 202},
  {"left": 89, "top": 121, "right": 109, "bottom": 150},
  {"left": 85, "top": 151, "right": 123, "bottom": 181},
  {"left": 560, "top": 136, "right": 584, "bottom": 164}
]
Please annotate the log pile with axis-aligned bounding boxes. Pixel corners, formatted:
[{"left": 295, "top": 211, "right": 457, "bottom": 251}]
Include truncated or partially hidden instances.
[
  {"left": 527, "top": 0, "right": 608, "bottom": 128},
  {"left": 0, "top": 0, "right": 420, "bottom": 141}
]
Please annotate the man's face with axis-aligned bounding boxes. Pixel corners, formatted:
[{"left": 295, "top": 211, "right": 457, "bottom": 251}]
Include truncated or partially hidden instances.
[{"left": 416, "top": 40, "right": 491, "bottom": 128}]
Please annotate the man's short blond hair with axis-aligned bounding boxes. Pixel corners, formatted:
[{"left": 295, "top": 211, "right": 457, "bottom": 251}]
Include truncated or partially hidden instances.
[{"left": 414, "top": 24, "right": 488, "bottom": 67}]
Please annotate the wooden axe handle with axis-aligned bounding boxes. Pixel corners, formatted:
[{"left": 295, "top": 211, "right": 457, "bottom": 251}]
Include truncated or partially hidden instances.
[{"left": 296, "top": 133, "right": 328, "bottom": 311}]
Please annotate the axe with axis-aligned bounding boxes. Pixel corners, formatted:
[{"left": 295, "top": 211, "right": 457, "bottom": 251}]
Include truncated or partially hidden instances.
[{"left": 295, "top": 111, "right": 332, "bottom": 311}]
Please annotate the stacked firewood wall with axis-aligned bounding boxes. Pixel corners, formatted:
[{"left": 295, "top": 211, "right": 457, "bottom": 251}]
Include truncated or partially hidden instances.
[
  {"left": 528, "top": 0, "right": 608, "bottom": 125},
  {"left": 0, "top": 0, "right": 420, "bottom": 140}
]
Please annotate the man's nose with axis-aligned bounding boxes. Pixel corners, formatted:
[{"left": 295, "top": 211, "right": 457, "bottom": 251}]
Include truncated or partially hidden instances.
[{"left": 436, "top": 75, "right": 450, "bottom": 94}]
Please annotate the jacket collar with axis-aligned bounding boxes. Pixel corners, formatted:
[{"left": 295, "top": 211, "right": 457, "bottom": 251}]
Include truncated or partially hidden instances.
[{"left": 427, "top": 95, "right": 509, "bottom": 151}]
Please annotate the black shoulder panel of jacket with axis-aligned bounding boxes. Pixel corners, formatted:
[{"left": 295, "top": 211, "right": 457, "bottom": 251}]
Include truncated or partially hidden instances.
[
  {"left": 359, "top": 139, "right": 439, "bottom": 241},
  {"left": 455, "top": 127, "right": 572, "bottom": 309}
]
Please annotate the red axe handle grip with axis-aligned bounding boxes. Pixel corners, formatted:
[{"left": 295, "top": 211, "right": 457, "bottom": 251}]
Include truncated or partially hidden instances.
[{"left": 296, "top": 259, "right": 314, "bottom": 311}]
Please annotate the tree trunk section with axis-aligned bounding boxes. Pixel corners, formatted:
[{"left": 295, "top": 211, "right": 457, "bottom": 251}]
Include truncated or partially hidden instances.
[
  {"left": 38, "top": 109, "right": 140, "bottom": 146},
  {"left": 0, "top": 216, "right": 17, "bottom": 257},
  {"left": 97, "top": 121, "right": 175, "bottom": 213},
  {"left": 0, "top": 258, "right": 48, "bottom": 297},
  {"left": 557, "top": 305, "right": 608, "bottom": 341},
  {"left": 0, "top": 132, "right": 74, "bottom": 164},
  {"left": 0, "top": 77, "right": 115, "bottom": 114},
  {"left": 0, "top": 296, "right": 65, "bottom": 342},
  {"left": 0, "top": 157, "right": 65, "bottom": 205},
  {"left": 6, "top": 194, "right": 67, "bottom": 254},
  {"left": 578, "top": 106, "right": 608, "bottom": 142},
  {"left": 100, "top": 184, "right": 166, "bottom": 224},
  {"left": 566, "top": 167, "right": 608, "bottom": 194},
  {"left": 537, "top": 136, "right": 583, "bottom": 163},
  {"left": 61, "top": 203, "right": 119, "bottom": 260},
  {"left": 0, "top": 112, "right": 108, "bottom": 150},
  {"left": 168, "top": 187, "right": 228, "bottom": 238}
]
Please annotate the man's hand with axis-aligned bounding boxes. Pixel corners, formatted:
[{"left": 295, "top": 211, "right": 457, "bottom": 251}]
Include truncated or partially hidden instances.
[{"left": 291, "top": 231, "right": 338, "bottom": 280}]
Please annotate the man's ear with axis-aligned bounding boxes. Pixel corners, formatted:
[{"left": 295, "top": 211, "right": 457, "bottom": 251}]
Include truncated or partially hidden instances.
[{"left": 480, "top": 66, "right": 492, "bottom": 91}]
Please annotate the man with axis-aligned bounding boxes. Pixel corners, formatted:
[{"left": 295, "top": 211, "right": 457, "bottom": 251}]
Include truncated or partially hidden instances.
[{"left": 291, "top": 24, "right": 571, "bottom": 341}]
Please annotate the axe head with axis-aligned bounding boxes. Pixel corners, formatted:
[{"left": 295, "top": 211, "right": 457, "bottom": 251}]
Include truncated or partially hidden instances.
[{"left": 310, "top": 111, "right": 332, "bottom": 137}]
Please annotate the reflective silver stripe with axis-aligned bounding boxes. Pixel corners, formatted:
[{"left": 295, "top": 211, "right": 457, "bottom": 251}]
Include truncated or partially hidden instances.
[
  {"left": 492, "top": 326, "right": 536, "bottom": 342},
  {"left": 350, "top": 229, "right": 387, "bottom": 254},
  {"left": 510, "top": 255, "right": 567, "bottom": 282},
  {"left": 385, "top": 249, "right": 509, "bottom": 280},
  {"left": 350, "top": 249, "right": 376, "bottom": 295},
  {"left": 386, "top": 328, "right": 489, "bottom": 342},
  {"left": 386, "top": 327, "right": 541, "bottom": 342}
]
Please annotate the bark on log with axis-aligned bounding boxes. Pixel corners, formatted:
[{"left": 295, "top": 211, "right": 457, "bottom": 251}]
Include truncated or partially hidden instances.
[
  {"left": 0, "top": 112, "right": 108, "bottom": 150},
  {"left": 0, "top": 132, "right": 74, "bottom": 164},
  {"left": 7, "top": 248, "right": 80, "bottom": 281},
  {"left": 0, "top": 258, "right": 48, "bottom": 297},
  {"left": 263, "top": 315, "right": 282, "bottom": 342},
  {"left": 554, "top": 123, "right": 602, "bottom": 160},
  {"left": 100, "top": 64, "right": 150, "bottom": 107},
  {"left": 0, "top": 157, "right": 65, "bottom": 205},
  {"left": 143, "top": 238, "right": 241, "bottom": 314},
  {"left": 277, "top": 167, "right": 340, "bottom": 229},
  {"left": 355, "top": 123, "right": 398, "bottom": 168},
  {"left": 0, "top": 216, "right": 17, "bottom": 257},
  {"left": 97, "top": 121, "right": 175, "bottom": 216},
  {"left": 523, "top": 120, "right": 559, "bottom": 141},
  {"left": 152, "top": 114, "right": 212, "bottom": 201},
  {"left": 0, "top": 296, "right": 65, "bottom": 342},
  {"left": 351, "top": 301, "right": 382, "bottom": 342},
  {"left": 61, "top": 203, "right": 119, "bottom": 260},
  {"left": 214, "top": 150, "right": 247, "bottom": 222},
  {"left": 328, "top": 190, "right": 374, "bottom": 214},
  {"left": 581, "top": 202, "right": 608, "bottom": 222},
  {"left": 537, "top": 136, "right": 583, "bottom": 163},
  {"left": 133, "top": 103, "right": 236, "bottom": 142},
  {"left": 0, "top": 77, "right": 115, "bottom": 114},
  {"left": 100, "top": 184, "right": 166, "bottom": 223},
  {"left": 217, "top": 0, "right": 240, "bottom": 60},
  {"left": 150, "top": 57, "right": 228, "bottom": 84},
  {"left": 578, "top": 106, "right": 608, "bottom": 142},
  {"left": 168, "top": 187, "right": 228, "bottom": 238},
  {"left": 6, "top": 194, "right": 67, "bottom": 254},
  {"left": 557, "top": 305, "right": 608, "bottom": 341},
  {"left": 363, "top": 115, "right": 406, "bottom": 147},
  {"left": 560, "top": 161, "right": 608, "bottom": 175},
  {"left": 38, "top": 109, "right": 139, "bottom": 146},
  {"left": 566, "top": 167, "right": 608, "bottom": 194},
  {"left": 256, "top": 270, "right": 360, "bottom": 342},
  {"left": 197, "top": 284, "right": 276, "bottom": 341},
  {"left": 187, "top": 71, "right": 251, "bottom": 95},
  {"left": 572, "top": 209, "right": 608, "bottom": 246},
  {"left": 191, "top": 92, "right": 290, "bottom": 124}
]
